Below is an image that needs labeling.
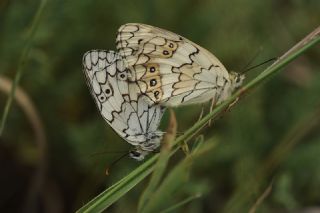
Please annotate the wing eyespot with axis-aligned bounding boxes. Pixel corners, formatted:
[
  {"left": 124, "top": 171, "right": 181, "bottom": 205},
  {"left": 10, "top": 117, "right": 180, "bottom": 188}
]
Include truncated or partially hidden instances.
[
  {"left": 146, "top": 63, "right": 159, "bottom": 74},
  {"left": 103, "top": 83, "right": 114, "bottom": 98},
  {"left": 118, "top": 72, "right": 127, "bottom": 80},
  {"left": 161, "top": 49, "right": 173, "bottom": 58},
  {"left": 149, "top": 79, "right": 157, "bottom": 87},
  {"left": 163, "top": 50, "right": 169, "bottom": 55},
  {"left": 154, "top": 91, "right": 160, "bottom": 99},
  {"left": 98, "top": 94, "right": 107, "bottom": 102},
  {"left": 165, "top": 40, "right": 178, "bottom": 51},
  {"left": 149, "top": 66, "right": 156, "bottom": 73},
  {"left": 152, "top": 89, "right": 162, "bottom": 101}
]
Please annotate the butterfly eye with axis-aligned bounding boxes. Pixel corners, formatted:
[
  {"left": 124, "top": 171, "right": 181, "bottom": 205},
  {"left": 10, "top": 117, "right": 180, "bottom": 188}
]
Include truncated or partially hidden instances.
[
  {"left": 150, "top": 79, "right": 157, "bottom": 87},
  {"left": 235, "top": 75, "right": 242, "bottom": 83},
  {"left": 129, "top": 150, "right": 141, "bottom": 158}
]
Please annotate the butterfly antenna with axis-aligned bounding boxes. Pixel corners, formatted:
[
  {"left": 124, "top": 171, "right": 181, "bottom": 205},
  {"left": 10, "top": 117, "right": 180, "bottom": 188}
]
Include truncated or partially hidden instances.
[
  {"left": 176, "top": 131, "right": 185, "bottom": 136},
  {"left": 90, "top": 150, "right": 130, "bottom": 158},
  {"left": 105, "top": 152, "right": 130, "bottom": 175},
  {"left": 239, "top": 47, "right": 264, "bottom": 73},
  {"left": 160, "top": 131, "right": 184, "bottom": 136},
  {"left": 241, "top": 57, "right": 278, "bottom": 74}
]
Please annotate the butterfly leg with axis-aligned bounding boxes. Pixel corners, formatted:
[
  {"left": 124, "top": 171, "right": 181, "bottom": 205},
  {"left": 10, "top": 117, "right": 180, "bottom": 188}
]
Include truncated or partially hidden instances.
[
  {"left": 226, "top": 97, "right": 240, "bottom": 112},
  {"left": 208, "top": 98, "right": 216, "bottom": 126},
  {"left": 197, "top": 104, "right": 205, "bottom": 122}
]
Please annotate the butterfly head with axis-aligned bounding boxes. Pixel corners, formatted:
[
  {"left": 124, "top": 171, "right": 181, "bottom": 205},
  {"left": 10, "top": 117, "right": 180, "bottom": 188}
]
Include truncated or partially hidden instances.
[
  {"left": 229, "top": 71, "right": 245, "bottom": 90},
  {"left": 129, "top": 148, "right": 149, "bottom": 161}
]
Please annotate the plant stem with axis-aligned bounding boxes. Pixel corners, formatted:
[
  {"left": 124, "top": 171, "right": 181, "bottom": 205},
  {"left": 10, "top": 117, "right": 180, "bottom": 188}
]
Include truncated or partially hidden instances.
[{"left": 0, "top": 0, "right": 47, "bottom": 135}]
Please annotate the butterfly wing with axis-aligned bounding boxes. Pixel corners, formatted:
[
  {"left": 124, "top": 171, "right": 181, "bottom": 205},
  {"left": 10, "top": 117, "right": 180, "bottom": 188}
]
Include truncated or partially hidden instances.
[
  {"left": 83, "top": 50, "right": 164, "bottom": 147},
  {"left": 116, "top": 23, "right": 233, "bottom": 107},
  {"left": 83, "top": 50, "right": 129, "bottom": 139}
]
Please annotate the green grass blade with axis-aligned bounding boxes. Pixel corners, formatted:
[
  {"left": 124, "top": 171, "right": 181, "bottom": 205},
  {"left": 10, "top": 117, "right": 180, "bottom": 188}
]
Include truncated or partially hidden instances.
[
  {"left": 141, "top": 161, "right": 191, "bottom": 213},
  {"left": 191, "top": 135, "right": 205, "bottom": 152},
  {"left": 141, "top": 141, "right": 216, "bottom": 213},
  {"left": 138, "top": 110, "right": 177, "bottom": 211},
  {"left": 76, "top": 26, "right": 320, "bottom": 213},
  {"left": 225, "top": 107, "right": 320, "bottom": 212},
  {"left": 159, "top": 193, "right": 202, "bottom": 213},
  {"left": 0, "top": 0, "right": 48, "bottom": 135},
  {"left": 76, "top": 155, "right": 158, "bottom": 213},
  {"left": 248, "top": 179, "right": 274, "bottom": 213}
]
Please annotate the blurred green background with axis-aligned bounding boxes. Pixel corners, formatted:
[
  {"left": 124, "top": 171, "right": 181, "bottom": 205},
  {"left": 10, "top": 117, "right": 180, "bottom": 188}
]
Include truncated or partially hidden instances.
[{"left": 0, "top": 0, "right": 319, "bottom": 212}]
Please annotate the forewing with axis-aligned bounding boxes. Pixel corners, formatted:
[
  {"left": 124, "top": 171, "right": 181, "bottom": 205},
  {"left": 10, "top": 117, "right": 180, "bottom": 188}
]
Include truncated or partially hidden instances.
[
  {"left": 116, "top": 23, "right": 231, "bottom": 106},
  {"left": 83, "top": 50, "right": 130, "bottom": 139}
]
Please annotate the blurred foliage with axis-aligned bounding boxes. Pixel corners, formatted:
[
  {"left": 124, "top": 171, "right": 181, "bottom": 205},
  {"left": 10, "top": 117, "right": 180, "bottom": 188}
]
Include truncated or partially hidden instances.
[{"left": 0, "top": 0, "right": 320, "bottom": 212}]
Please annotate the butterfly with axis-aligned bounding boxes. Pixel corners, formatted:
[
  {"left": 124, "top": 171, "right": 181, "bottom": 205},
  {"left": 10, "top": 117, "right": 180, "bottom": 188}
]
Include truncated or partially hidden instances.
[
  {"left": 115, "top": 23, "right": 245, "bottom": 108},
  {"left": 83, "top": 50, "right": 165, "bottom": 160}
]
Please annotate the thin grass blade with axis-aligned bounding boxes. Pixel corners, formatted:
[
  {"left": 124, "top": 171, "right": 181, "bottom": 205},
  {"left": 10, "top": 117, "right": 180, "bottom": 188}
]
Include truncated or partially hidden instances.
[{"left": 138, "top": 109, "right": 177, "bottom": 211}]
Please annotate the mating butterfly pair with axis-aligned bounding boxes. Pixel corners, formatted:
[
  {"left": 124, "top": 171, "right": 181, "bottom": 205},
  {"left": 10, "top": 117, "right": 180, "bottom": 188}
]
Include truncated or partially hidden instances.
[{"left": 83, "top": 23, "right": 244, "bottom": 160}]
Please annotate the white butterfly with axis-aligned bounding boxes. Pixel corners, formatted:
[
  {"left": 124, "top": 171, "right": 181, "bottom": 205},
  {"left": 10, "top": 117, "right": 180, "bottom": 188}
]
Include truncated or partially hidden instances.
[
  {"left": 83, "top": 50, "right": 165, "bottom": 160},
  {"left": 115, "top": 23, "right": 245, "bottom": 107}
]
